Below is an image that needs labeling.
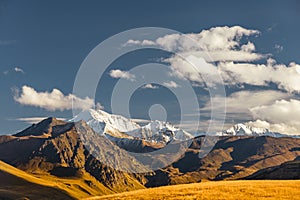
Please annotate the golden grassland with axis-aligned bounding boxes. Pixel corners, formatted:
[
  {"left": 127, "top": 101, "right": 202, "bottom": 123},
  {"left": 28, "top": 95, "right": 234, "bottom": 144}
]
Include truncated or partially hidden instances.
[
  {"left": 86, "top": 180, "right": 300, "bottom": 200},
  {"left": 1, "top": 160, "right": 300, "bottom": 200},
  {"left": 0, "top": 160, "right": 112, "bottom": 199}
]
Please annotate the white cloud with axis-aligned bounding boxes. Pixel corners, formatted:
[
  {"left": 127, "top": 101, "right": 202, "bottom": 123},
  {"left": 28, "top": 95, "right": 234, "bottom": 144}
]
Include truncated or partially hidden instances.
[
  {"left": 162, "top": 81, "right": 180, "bottom": 88},
  {"left": 241, "top": 41, "right": 256, "bottom": 52},
  {"left": 166, "top": 55, "right": 222, "bottom": 87},
  {"left": 127, "top": 26, "right": 263, "bottom": 62},
  {"left": 200, "top": 90, "right": 291, "bottom": 130},
  {"left": 201, "top": 90, "right": 300, "bottom": 135},
  {"left": 126, "top": 26, "right": 300, "bottom": 94},
  {"left": 109, "top": 69, "right": 135, "bottom": 81},
  {"left": 124, "top": 25, "right": 300, "bottom": 134},
  {"left": 125, "top": 26, "right": 276, "bottom": 90},
  {"left": 14, "top": 67, "right": 25, "bottom": 74},
  {"left": 142, "top": 84, "right": 159, "bottom": 89},
  {"left": 249, "top": 99, "right": 300, "bottom": 135},
  {"left": 219, "top": 61, "right": 300, "bottom": 93},
  {"left": 245, "top": 120, "right": 299, "bottom": 135},
  {"left": 15, "top": 117, "right": 66, "bottom": 124},
  {"left": 14, "top": 85, "right": 94, "bottom": 111},
  {"left": 125, "top": 39, "right": 156, "bottom": 46}
]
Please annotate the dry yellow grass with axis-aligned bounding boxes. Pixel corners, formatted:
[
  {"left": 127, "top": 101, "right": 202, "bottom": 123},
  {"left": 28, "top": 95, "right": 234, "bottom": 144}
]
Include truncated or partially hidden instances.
[
  {"left": 87, "top": 180, "right": 300, "bottom": 200},
  {"left": 2, "top": 160, "right": 300, "bottom": 200},
  {"left": 0, "top": 160, "right": 112, "bottom": 199}
]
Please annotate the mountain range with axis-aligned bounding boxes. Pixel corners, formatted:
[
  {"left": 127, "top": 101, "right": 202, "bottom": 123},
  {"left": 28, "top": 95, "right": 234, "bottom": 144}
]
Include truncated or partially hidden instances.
[
  {"left": 217, "top": 123, "right": 299, "bottom": 138},
  {"left": 0, "top": 109, "right": 300, "bottom": 199}
]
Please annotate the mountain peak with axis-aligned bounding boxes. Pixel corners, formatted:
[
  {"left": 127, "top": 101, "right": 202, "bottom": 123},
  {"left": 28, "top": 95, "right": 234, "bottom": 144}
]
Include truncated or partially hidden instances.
[
  {"left": 217, "top": 123, "right": 285, "bottom": 137},
  {"left": 14, "top": 117, "right": 67, "bottom": 137},
  {"left": 70, "top": 109, "right": 193, "bottom": 144},
  {"left": 70, "top": 109, "right": 141, "bottom": 134}
]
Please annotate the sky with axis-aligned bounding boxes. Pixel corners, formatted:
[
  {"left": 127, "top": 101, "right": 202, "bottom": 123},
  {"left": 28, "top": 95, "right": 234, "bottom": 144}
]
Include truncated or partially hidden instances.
[{"left": 1, "top": 0, "right": 300, "bottom": 135}]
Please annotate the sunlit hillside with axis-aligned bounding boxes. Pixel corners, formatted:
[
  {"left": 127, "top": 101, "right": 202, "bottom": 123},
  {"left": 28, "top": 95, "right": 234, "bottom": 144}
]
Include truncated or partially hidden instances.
[
  {"left": 87, "top": 180, "right": 300, "bottom": 200},
  {"left": 0, "top": 160, "right": 112, "bottom": 199}
]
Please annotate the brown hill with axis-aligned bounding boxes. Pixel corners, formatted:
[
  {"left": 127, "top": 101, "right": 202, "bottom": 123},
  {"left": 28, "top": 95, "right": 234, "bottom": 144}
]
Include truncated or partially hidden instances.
[
  {"left": 246, "top": 159, "right": 300, "bottom": 179},
  {"left": 145, "top": 136, "right": 300, "bottom": 186},
  {"left": 0, "top": 118, "right": 145, "bottom": 197}
]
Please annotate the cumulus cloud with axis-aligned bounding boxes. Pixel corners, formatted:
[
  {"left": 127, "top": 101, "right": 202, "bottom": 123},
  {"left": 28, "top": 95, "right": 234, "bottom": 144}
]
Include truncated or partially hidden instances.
[
  {"left": 125, "top": 39, "right": 156, "bottom": 46},
  {"left": 126, "top": 26, "right": 300, "bottom": 93},
  {"left": 109, "top": 69, "right": 135, "bottom": 81},
  {"left": 125, "top": 25, "right": 300, "bottom": 134},
  {"left": 162, "top": 81, "right": 180, "bottom": 88},
  {"left": 142, "top": 84, "right": 159, "bottom": 89},
  {"left": 245, "top": 120, "right": 299, "bottom": 135},
  {"left": 166, "top": 55, "right": 223, "bottom": 87},
  {"left": 201, "top": 90, "right": 300, "bottom": 135},
  {"left": 127, "top": 26, "right": 263, "bottom": 62},
  {"left": 201, "top": 90, "right": 290, "bottom": 121},
  {"left": 219, "top": 61, "right": 300, "bottom": 93},
  {"left": 249, "top": 99, "right": 300, "bottom": 135},
  {"left": 14, "top": 85, "right": 94, "bottom": 111}
]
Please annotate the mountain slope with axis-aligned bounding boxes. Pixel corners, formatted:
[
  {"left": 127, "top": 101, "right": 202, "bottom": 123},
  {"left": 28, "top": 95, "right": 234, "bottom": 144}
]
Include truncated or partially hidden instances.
[
  {"left": 0, "top": 160, "right": 73, "bottom": 200},
  {"left": 145, "top": 136, "right": 300, "bottom": 186},
  {"left": 15, "top": 117, "right": 67, "bottom": 137},
  {"left": 246, "top": 159, "right": 300, "bottom": 179},
  {"left": 0, "top": 118, "right": 146, "bottom": 195}
]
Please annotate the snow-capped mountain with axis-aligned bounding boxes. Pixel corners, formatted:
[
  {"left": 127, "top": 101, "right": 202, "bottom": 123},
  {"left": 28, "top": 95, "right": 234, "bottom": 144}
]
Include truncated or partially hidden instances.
[
  {"left": 127, "top": 120, "right": 193, "bottom": 143},
  {"left": 70, "top": 109, "right": 298, "bottom": 143},
  {"left": 70, "top": 109, "right": 193, "bottom": 143},
  {"left": 70, "top": 109, "right": 141, "bottom": 139},
  {"left": 217, "top": 123, "right": 285, "bottom": 137}
]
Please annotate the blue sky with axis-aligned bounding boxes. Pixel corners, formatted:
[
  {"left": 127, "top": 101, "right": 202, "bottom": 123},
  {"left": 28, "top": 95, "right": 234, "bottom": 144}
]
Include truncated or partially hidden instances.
[{"left": 1, "top": 0, "right": 300, "bottom": 135}]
